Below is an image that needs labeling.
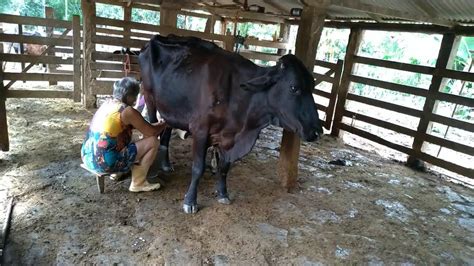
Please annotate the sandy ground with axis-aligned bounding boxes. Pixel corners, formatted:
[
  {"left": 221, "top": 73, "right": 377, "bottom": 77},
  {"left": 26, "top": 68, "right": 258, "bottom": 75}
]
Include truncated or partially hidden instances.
[{"left": 1, "top": 98, "right": 473, "bottom": 265}]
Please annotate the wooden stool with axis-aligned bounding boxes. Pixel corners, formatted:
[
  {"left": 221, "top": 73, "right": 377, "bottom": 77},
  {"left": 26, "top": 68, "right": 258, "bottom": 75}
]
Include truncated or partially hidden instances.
[{"left": 80, "top": 164, "right": 107, "bottom": 193}]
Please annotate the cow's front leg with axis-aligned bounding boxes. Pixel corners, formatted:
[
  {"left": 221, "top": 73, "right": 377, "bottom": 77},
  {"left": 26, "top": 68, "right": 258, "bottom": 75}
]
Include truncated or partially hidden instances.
[{"left": 183, "top": 133, "right": 208, "bottom": 214}]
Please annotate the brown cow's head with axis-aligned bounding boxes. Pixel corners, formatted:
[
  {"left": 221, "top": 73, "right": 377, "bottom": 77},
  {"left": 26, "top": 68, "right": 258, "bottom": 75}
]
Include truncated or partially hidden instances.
[{"left": 241, "top": 54, "right": 323, "bottom": 142}]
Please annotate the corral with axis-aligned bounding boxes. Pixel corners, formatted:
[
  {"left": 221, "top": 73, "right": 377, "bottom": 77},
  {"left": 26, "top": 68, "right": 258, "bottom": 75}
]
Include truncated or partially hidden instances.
[{"left": 0, "top": 0, "right": 473, "bottom": 264}]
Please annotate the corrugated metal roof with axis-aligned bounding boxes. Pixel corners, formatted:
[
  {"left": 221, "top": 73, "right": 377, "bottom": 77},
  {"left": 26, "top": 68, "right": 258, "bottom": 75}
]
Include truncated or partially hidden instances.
[{"left": 209, "top": 0, "right": 474, "bottom": 25}]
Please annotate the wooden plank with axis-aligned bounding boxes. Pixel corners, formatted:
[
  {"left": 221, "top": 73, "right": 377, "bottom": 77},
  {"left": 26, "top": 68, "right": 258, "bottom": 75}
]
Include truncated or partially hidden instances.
[
  {"left": 92, "top": 35, "right": 147, "bottom": 49},
  {"left": 93, "top": 51, "right": 139, "bottom": 63},
  {"left": 5, "top": 90, "right": 73, "bottom": 98},
  {"left": 239, "top": 51, "right": 280, "bottom": 62},
  {"left": 73, "top": 15, "right": 81, "bottom": 102},
  {"left": 347, "top": 93, "right": 423, "bottom": 117},
  {"left": 343, "top": 109, "right": 417, "bottom": 137},
  {"left": 0, "top": 33, "right": 71, "bottom": 47},
  {"left": 91, "top": 62, "right": 140, "bottom": 72},
  {"left": 409, "top": 33, "right": 456, "bottom": 165},
  {"left": 0, "top": 53, "right": 73, "bottom": 65},
  {"left": 93, "top": 70, "right": 139, "bottom": 79},
  {"left": 325, "top": 60, "right": 343, "bottom": 130},
  {"left": 350, "top": 75, "right": 429, "bottom": 97},
  {"left": 316, "top": 103, "right": 328, "bottom": 112},
  {"left": 3, "top": 73, "right": 73, "bottom": 81},
  {"left": 54, "top": 47, "right": 75, "bottom": 54},
  {"left": 439, "top": 68, "right": 474, "bottom": 83},
  {"left": 332, "top": 28, "right": 363, "bottom": 136},
  {"left": 313, "top": 72, "right": 335, "bottom": 84},
  {"left": 434, "top": 91, "right": 474, "bottom": 108},
  {"left": 95, "top": 0, "right": 161, "bottom": 12},
  {"left": 315, "top": 59, "right": 337, "bottom": 70},
  {"left": 415, "top": 152, "right": 474, "bottom": 179},
  {"left": 45, "top": 7, "right": 57, "bottom": 86},
  {"left": 124, "top": 5, "right": 132, "bottom": 42},
  {"left": 0, "top": 14, "right": 71, "bottom": 29},
  {"left": 94, "top": 80, "right": 114, "bottom": 95},
  {"left": 18, "top": 24, "right": 25, "bottom": 81},
  {"left": 429, "top": 113, "right": 474, "bottom": 132},
  {"left": 313, "top": 88, "right": 331, "bottom": 99},
  {"left": 82, "top": 0, "right": 96, "bottom": 108},
  {"left": 354, "top": 55, "right": 435, "bottom": 75},
  {"left": 96, "top": 27, "right": 124, "bottom": 36},
  {"left": 198, "top": 6, "right": 286, "bottom": 24},
  {"left": 0, "top": 42, "right": 9, "bottom": 151},
  {"left": 339, "top": 123, "right": 413, "bottom": 154},
  {"left": 95, "top": 16, "right": 161, "bottom": 33},
  {"left": 278, "top": 5, "right": 327, "bottom": 191},
  {"left": 423, "top": 133, "right": 474, "bottom": 157},
  {"left": 245, "top": 38, "right": 288, "bottom": 49}
]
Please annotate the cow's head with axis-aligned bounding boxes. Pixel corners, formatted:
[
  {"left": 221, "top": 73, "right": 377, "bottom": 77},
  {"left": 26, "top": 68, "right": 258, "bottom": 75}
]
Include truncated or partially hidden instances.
[{"left": 241, "top": 54, "right": 323, "bottom": 141}]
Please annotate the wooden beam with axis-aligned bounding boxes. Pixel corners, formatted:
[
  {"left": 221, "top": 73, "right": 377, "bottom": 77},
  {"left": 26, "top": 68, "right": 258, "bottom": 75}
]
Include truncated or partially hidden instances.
[
  {"left": 408, "top": 33, "right": 457, "bottom": 166},
  {"left": 160, "top": 3, "right": 178, "bottom": 27},
  {"left": 82, "top": 0, "right": 96, "bottom": 108},
  {"left": 73, "top": 15, "right": 82, "bottom": 102},
  {"left": 5, "top": 90, "right": 73, "bottom": 98},
  {"left": 278, "top": 5, "right": 327, "bottom": 191},
  {"left": 331, "top": 28, "right": 363, "bottom": 136},
  {"left": 45, "top": 7, "right": 57, "bottom": 86},
  {"left": 324, "top": 59, "right": 343, "bottom": 130},
  {"left": 0, "top": 40, "right": 9, "bottom": 151},
  {"left": 0, "top": 14, "right": 72, "bottom": 29}
]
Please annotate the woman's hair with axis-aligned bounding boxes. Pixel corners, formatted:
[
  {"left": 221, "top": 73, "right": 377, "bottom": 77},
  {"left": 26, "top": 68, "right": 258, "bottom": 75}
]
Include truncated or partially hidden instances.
[{"left": 112, "top": 77, "right": 140, "bottom": 103}]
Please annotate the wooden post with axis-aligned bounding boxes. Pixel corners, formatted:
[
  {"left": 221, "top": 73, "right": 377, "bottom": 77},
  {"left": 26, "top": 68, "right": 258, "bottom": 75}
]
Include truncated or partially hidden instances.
[
  {"left": 204, "top": 16, "right": 216, "bottom": 34},
  {"left": 325, "top": 59, "right": 344, "bottom": 130},
  {"left": 123, "top": 5, "right": 131, "bottom": 41},
  {"left": 18, "top": 23, "right": 25, "bottom": 83},
  {"left": 408, "top": 33, "right": 458, "bottom": 165},
  {"left": 0, "top": 40, "right": 9, "bottom": 152},
  {"left": 277, "top": 23, "right": 290, "bottom": 55},
  {"left": 81, "top": 0, "right": 96, "bottom": 108},
  {"left": 160, "top": 3, "right": 178, "bottom": 28},
  {"left": 278, "top": 5, "right": 327, "bottom": 191},
  {"left": 45, "top": 6, "right": 57, "bottom": 85},
  {"left": 331, "top": 29, "right": 363, "bottom": 137},
  {"left": 72, "top": 15, "right": 81, "bottom": 102}
]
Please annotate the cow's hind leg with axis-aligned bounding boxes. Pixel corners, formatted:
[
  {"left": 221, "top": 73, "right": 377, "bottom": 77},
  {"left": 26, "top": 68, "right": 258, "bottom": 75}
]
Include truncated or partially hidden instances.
[
  {"left": 216, "top": 152, "right": 231, "bottom": 205},
  {"left": 158, "top": 127, "right": 173, "bottom": 172},
  {"left": 183, "top": 132, "right": 208, "bottom": 214}
]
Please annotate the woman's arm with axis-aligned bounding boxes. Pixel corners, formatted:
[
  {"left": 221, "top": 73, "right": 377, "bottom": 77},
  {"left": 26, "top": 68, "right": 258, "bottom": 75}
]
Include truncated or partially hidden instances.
[{"left": 121, "top": 106, "right": 166, "bottom": 137}]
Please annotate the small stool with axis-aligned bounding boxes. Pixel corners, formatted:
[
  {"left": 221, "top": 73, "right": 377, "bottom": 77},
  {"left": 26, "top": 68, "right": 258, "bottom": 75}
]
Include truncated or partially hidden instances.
[{"left": 80, "top": 164, "right": 108, "bottom": 193}]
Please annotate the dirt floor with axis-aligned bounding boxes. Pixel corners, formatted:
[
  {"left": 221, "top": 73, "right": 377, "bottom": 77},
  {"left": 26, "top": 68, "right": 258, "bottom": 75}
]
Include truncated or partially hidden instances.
[{"left": 1, "top": 98, "right": 473, "bottom": 265}]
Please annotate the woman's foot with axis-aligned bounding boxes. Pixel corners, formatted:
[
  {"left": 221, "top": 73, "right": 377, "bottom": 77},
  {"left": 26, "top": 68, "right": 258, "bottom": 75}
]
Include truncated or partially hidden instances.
[{"left": 129, "top": 180, "right": 161, "bottom": 192}]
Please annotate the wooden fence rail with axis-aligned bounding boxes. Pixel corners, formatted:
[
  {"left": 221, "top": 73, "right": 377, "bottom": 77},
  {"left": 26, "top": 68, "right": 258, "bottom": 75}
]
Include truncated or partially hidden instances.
[{"left": 333, "top": 30, "right": 474, "bottom": 179}]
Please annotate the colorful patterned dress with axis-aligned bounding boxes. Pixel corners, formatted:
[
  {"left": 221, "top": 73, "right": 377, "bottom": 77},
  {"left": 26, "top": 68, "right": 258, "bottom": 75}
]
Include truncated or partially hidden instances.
[{"left": 81, "top": 100, "right": 137, "bottom": 173}]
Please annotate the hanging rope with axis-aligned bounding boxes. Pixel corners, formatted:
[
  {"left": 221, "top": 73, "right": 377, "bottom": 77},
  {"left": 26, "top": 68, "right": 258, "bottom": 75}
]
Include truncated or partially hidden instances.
[{"left": 123, "top": 53, "right": 131, "bottom": 77}]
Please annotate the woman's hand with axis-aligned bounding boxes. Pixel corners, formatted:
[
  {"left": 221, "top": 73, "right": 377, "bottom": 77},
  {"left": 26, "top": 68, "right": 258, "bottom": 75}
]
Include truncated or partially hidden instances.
[{"left": 121, "top": 107, "right": 166, "bottom": 137}]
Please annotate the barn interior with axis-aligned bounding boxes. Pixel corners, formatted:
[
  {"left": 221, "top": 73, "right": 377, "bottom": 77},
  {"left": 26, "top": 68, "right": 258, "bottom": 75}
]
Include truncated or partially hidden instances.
[{"left": 0, "top": 0, "right": 473, "bottom": 264}]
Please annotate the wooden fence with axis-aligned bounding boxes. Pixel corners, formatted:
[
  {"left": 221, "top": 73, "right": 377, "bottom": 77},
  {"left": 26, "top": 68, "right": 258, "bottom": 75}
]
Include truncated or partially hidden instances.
[
  {"left": 332, "top": 30, "right": 474, "bottom": 179},
  {"left": 0, "top": 13, "right": 81, "bottom": 101}
]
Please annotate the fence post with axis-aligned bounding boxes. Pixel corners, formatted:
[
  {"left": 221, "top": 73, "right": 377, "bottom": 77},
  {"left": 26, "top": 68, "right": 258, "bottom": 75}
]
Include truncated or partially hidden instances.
[
  {"left": 45, "top": 6, "right": 57, "bottom": 85},
  {"left": 331, "top": 29, "right": 363, "bottom": 137},
  {"left": 0, "top": 39, "right": 9, "bottom": 152},
  {"left": 325, "top": 59, "right": 344, "bottom": 130},
  {"left": 278, "top": 4, "right": 327, "bottom": 191},
  {"left": 73, "top": 15, "right": 81, "bottom": 102},
  {"left": 18, "top": 23, "right": 25, "bottom": 83},
  {"left": 81, "top": 0, "right": 96, "bottom": 108},
  {"left": 124, "top": 5, "right": 131, "bottom": 42},
  {"left": 408, "top": 33, "right": 458, "bottom": 166}
]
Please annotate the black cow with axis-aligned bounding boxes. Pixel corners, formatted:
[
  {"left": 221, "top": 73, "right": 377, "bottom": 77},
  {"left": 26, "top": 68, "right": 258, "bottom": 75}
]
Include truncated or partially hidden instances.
[{"left": 139, "top": 34, "right": 323, "bottom": 213}]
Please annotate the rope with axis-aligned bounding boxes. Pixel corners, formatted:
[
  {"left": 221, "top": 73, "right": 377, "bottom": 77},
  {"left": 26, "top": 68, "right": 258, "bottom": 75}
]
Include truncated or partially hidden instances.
[{"left": 123, "top": 53, "right": 131, "bottom": 77}]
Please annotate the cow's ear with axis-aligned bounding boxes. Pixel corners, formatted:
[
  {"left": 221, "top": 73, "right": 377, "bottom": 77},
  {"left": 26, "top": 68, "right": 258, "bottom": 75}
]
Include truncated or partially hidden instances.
[{"left": 240, "top": 75, "right": 274, "bottom": 92}]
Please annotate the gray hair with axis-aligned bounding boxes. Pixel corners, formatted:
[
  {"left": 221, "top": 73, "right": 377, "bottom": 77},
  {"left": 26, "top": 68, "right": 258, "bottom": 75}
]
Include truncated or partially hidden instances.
[{"left": 112, "top": 77, "right": 140, "bottom": 103}]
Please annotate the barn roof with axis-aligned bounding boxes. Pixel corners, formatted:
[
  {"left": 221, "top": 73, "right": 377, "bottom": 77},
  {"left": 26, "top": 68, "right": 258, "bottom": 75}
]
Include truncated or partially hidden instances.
[{"left": 163, "top": 0, "right": 474, "bottom": 27}]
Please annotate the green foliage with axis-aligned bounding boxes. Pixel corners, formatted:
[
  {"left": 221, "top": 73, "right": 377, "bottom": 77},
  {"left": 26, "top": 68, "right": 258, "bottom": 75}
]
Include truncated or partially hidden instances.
[
  {"left": 131, "top": 8, "right": 159, "bottom": 25},
  {"left": 96, "top": 3, "right": 122, "bottom": 20}
]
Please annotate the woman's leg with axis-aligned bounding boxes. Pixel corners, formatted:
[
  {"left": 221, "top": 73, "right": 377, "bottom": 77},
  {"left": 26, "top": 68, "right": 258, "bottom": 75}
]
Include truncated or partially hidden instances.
[{"left": 129, "top": 136, "right": 160, "bottom": 191}]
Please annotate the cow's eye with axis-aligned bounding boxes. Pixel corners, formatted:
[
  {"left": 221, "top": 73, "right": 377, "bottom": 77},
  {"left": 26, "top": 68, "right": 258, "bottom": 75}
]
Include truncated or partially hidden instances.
[{"left": 290, "top": 86, "right": 300, "bottom": 94}]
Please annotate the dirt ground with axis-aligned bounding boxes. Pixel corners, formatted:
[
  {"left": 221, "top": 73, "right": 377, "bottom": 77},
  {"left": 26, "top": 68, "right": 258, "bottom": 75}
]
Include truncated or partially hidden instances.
[{"left": 1, "top": 97, "right": 473, "bottom": 265}]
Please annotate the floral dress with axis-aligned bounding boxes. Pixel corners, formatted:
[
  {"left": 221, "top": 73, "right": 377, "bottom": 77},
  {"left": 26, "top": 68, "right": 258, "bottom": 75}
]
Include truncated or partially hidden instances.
[{"left": 81, "top": 100, "right": 137, "bottom": 173}]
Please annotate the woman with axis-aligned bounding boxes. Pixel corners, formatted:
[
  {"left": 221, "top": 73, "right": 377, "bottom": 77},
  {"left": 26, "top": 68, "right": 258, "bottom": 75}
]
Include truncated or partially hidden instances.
[{"left": 81, "top": 77, "right": 166, "bottom": 192}]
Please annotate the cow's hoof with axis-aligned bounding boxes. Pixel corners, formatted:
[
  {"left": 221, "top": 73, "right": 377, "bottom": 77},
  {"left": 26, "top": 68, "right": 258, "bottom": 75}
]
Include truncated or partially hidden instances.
[
  {"left": 183, "top": 203, "right": 198, "bottom": 214},
  {"left": 217, "top": 197, "right": 231, "bottom": 205}
]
